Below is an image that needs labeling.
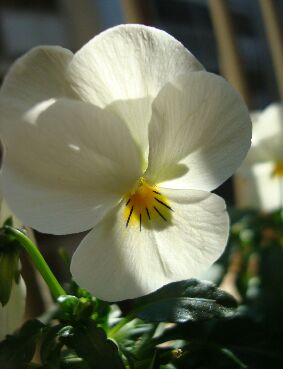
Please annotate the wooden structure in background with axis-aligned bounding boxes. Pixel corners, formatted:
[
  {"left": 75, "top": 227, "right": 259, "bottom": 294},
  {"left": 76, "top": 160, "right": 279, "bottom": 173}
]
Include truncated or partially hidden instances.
[
  {"left": 208, "top": 0, "right": 251, "bottom": 208},
  {"left": 209, "top": 0, "right": 283, "bottom": 207},
  {"left": 260, "top": 0, "right": 283, "bottom": 101},
  {"left": 120, "top": 0, "right": 153, "bottom": 24},
  {"left": 208, "top": 0, "right": 251, "bottom": 106},
  {"left": 59, "top": 0, "right": 101, "bottom": 50}
]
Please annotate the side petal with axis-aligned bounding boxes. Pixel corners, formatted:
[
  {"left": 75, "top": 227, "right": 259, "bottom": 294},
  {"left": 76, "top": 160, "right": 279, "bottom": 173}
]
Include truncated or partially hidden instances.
[
  {"left": 1, "top": 98, "right": 142, "bottom": 234},
  {"left": 70, "top": 189, "right": 228, "bottom": 302},
  {"left": 68, "top": 24, "right": 203, "bottom": 150},
  {"left": 145, "top": 71, "right": 252, "bottom": 191},
  {"left": 0, "top": 277, "right": 26, "bottom": 342},
  {"left": 0, "top": 46, "right": 74, "bottom": 109}
]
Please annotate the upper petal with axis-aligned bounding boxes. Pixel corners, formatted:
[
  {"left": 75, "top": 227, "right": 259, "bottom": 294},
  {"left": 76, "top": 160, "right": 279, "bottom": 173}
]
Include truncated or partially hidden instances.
[
  {"left": 70, "top": 189, "right": 228, "bottom": 301},
  {"left": 145, "top": 71, "right": 252, "bottom": 191},
  {"left": 0, "top": 46, "right": 74, "bottom": 110},
  {"left": 67, "top": 24, "right": 204, "bottom": 151},
  {"left": 68, "top": 24, "right": 203, "bottom": 105},
  {"left": 1, "top": 98, "right": 142, "bottom": 234}
]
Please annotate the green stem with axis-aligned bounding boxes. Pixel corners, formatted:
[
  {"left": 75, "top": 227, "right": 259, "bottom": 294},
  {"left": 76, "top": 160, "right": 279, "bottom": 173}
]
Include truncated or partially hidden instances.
[{"left": 5, "top": 226, "right": 66, "bottom": 299}]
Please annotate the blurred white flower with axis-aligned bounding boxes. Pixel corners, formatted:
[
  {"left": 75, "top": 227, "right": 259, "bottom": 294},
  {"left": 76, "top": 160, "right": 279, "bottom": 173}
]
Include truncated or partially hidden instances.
[
  {"left": 0, "top": 195, "right": 26, "bottom": 341},
  {"left": 0, "top": 25, "right": 251, "bottom": 301},
  {"left": 0, "top": 277, "right": 26, "bottom": 341},
  {"left": 237, "top": 103, "right": 283, "bottom": 211}
]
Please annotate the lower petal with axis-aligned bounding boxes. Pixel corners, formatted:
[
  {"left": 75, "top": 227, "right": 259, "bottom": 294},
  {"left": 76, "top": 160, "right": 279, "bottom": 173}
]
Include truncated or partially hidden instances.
[{"left": 70, "top": 189, "right": 228, "bottom": 301}]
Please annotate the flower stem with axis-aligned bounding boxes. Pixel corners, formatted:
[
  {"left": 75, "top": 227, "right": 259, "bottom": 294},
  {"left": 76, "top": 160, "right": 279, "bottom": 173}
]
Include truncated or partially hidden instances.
[{"left": 5, "top": 226, "right": 66, "bottom": 299}]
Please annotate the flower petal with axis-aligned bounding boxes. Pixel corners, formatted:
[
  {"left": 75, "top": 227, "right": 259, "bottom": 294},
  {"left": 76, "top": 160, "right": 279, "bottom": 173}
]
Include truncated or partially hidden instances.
[
  {"left": 104, "top": 98, "right": 152, "bottom": 165},
  {"left": 69, "top": 24, "right": 203, "bottom": 104},
  {"left": 0, "top": 46, "right": 74, "bottom": 109},
  {"left": 1, "top": 98, "right": 142, "bottom": 234},
  {"left": 70, "top": 189, "right": 228, "bottom": 301},
  {"left": 68, "top": 24, "right": 203, "bottom": 150},
  {"left": 145, "top": 71, "right": 252, "bottom": 191}
]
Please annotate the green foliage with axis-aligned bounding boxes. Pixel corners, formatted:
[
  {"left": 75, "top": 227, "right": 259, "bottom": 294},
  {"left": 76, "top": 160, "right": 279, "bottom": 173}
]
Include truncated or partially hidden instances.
[
  {"left": 0, "top": 279, "right": 239, "bottom": 369},
  {"left": 56, "top": 295, "right": 96, "bottom": 321},
  {"left": 2, "top": 208, "right": 283, "bottom": 369},
  {"left": 61, "top": 320, "right": 125, "bottom": 369},
  {"left": 227, "top": 208, "right": 283, "bottom": 316},
  {"left": 41, "top": 319, "right": 125, "bottom": 369},
  {"left": 0, "top": 320, "right": 45, "bottom": 369},
  {"left": 40, "top": 324, "right": 65, "bottom": 369},
  {"left": 134, "top": 279, "right": 237, "bottom": 323}
]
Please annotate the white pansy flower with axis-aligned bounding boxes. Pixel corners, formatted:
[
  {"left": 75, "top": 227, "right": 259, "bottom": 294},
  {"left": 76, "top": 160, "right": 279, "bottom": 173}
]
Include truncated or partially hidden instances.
[
  {"left": 0, "top": 25, "right": 251, "bottom": 301},
  {"left": 237, "top": 103, "right": 283, "bottom": 211}
]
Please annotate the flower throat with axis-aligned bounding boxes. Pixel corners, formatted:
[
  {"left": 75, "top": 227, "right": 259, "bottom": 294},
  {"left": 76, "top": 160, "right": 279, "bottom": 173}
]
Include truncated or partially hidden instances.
[
  {"left": 272, "top": 162, "right": 283, "bottom": 177},
  {"left": 123, "top": 178, "right": 173, "bottom": 231}
]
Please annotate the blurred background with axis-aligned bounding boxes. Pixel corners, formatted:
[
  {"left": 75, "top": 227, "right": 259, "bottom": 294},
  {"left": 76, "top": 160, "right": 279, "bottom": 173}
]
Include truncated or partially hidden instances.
[
  {"left": 0, "top": 0, "right": 283, "bottom": 343},
  {"left": 0, "top": 0, "right": 282, "bottom": 107}
]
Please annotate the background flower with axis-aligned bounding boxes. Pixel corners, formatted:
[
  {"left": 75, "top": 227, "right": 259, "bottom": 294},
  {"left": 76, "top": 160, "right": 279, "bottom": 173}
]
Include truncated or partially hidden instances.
[
  {"left": 237, "top": 103, "right": 283, "bottom": 211},
  {"left": 0, "top": 193, "right": 26, "bottom": 341},
  {"left": 0, "top": 25, "right": 251, "bottom": 301},
  {"left": 0, "top": 277, "right": 26, "bottom": 342}
]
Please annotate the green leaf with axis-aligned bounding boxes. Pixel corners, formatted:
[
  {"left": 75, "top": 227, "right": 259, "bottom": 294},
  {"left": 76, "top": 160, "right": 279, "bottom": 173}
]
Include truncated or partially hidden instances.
[
  {"left": 60, "top": 351, "right": 89, "bottom": 369},
  {"left": 61, "top": 320, "right": 125, "bottom": 369},
  {"left": 134, "top": 279, "right": 237, "bottom": 323},
  {"left": 91, "top": 299, "right": 111, "bottom": 329},
  {"left": 136, "top": 297, "right": 236, "bottom": 323},
  {"left": 3, "top": 217, "right": 13, "bottom": 228},
  {"left": 56, "top": 295, "right": 80, "bottom": 320},
  {"left": 40, "top": 324, "right": 90, "bottom": 369},
  {"left": 40, "top": 324, "right": 65, "bottom": 369},
  {"left": 136, "top": 279, "right": 237, "bottom": 307},
  {"left": 0, "top": 320, "right": 45, "bottom": 369}
]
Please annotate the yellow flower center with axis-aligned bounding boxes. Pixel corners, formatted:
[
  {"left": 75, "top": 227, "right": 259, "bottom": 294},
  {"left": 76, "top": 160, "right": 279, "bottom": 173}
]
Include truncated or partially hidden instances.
[
  {"left": 123, "top": 178, "right": 173, "bottom": 230},
  {"left": 272, "top": 162, "right": 283, "bottom": 177}
]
